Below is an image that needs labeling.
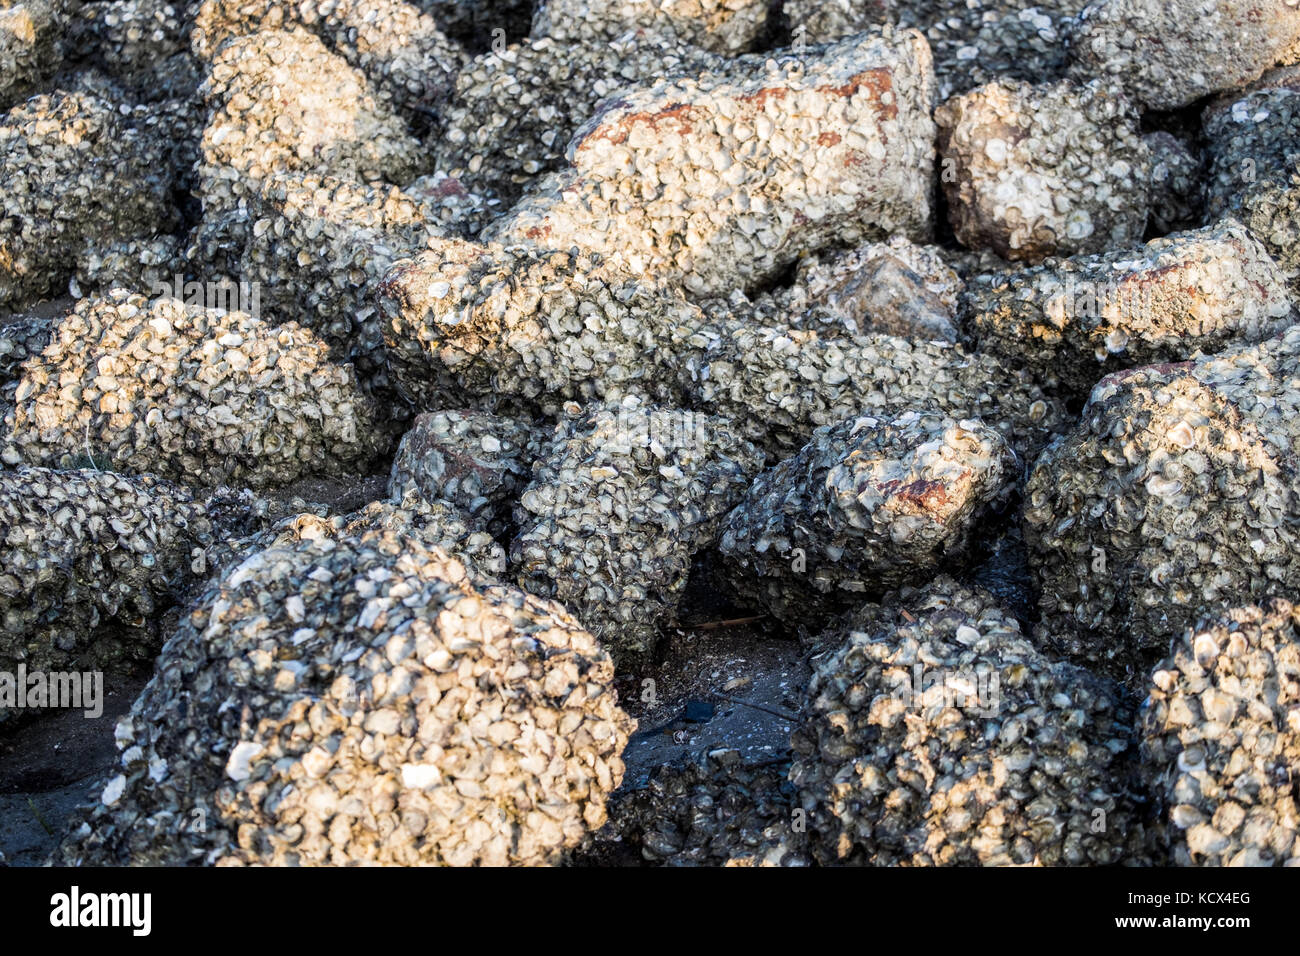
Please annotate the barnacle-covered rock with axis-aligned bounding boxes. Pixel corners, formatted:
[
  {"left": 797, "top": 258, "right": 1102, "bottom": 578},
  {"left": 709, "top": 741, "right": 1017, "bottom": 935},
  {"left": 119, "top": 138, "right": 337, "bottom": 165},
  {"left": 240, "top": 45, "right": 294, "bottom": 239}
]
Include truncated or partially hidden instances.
[
  {"left": 531, "top": 0, "right": 768, "bottom": 53},
  {"left": 378, "top": 241, "right": 698, "bottom": 411},
  {"left": 389, "top": 409, "right": 540, "bottom": 530},
  {"left": 402, "top": 172, "right": 501, "bottom": 238},
  {"left": 1, "top": 291, "right": 383, "bottom": 489},
  {"left": 789, "top": 576, "right": 1146, "bottom": 865},
  {"left": 788, "top": 236, "right": 962, "bottom": 340},
  {"left": 0, "top": 91, "right": 177, "bottom": 313},
  {"left": 0, "top": 467, "right": 225, "bottom": 679},
  {"left": 433, "top": 33, "right": 719, "bottom": 203},
  {"left": 68, "top": 0, "right": 195, "bottom": 99},
  {"left": 1139, "top": 600, "right": 1300, "bottom": 866},
  {"left": 192, "top": 0, "right": 463, "bottom": 116},
  {"left": 55, "top": 531, "right": 633, "bottom": 865},
  {"left": 1204, "top": 88, "right": 1300, "bottom": 286},
  {"left": 965, "top": 219, "right": 1295, "bottom": 396},
  {"left": 74, "top": 235, "right": 186, "bottom": 300},
  {"left": 1068, "top": 0, "right": 1300, "bottom": 112},
  {"left": 0, "top": 0, "right": 66, "bottom": 107},
  {"left": 196, "top": 29, "right": 425, "bottom": 229},
  {"left": 786, "top": 0, "right": 1091, "bottom": 101},
  {"left": 511, "top": 398, "right": 764, "bottom": 664},
  {"left": 1145, "top": 131, "right": 1203, "bottom": 236},
  {"left": 486, "top": 29, "right": 938, "bottom": 295},
  {"left": 719, "top": 412, "right": 1014, "bottom": 628},
  {"left": 591, "top": 751, "right": 810, "bottom": 866},
  {"left": 0, "top": 312, "right": 51, "bottom": 382},
  {"left": 936, "top": 77, "right": 1149, "bottom": 263},
  {"left": 1024, "top": 327, "right": 1300, "bottom": 684},
  {"left": 671, "top": 318, "right": 1068, "bottom": 461},
  {"left": 221, "top": 170, "right": 447, "bottom": 392}
]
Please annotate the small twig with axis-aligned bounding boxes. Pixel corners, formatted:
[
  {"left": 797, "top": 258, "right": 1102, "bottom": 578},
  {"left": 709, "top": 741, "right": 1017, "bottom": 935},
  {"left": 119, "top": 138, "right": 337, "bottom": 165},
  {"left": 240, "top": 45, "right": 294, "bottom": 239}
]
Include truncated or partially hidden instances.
[{"left": 709, "top": 692, "right": 797, "bottom": 723}]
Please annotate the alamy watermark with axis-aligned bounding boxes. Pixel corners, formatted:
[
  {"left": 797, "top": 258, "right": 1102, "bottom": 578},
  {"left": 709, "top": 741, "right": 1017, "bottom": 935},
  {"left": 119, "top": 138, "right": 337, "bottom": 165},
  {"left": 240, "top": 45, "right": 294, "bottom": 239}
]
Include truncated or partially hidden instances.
[
  {"left": 0, "top": 665, "right": 103, "bottom": 717},
  {"left": 887, "top": 664, "right": 1000, "bottom": 718},
  {"left": 149, "top": 274, "right": 261, "bottom": 318}
]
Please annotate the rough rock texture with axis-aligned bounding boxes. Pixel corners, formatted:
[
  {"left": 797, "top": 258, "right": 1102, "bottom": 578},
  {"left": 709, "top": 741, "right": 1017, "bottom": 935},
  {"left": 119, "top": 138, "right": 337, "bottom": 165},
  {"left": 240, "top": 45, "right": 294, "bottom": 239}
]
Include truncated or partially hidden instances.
[
  {"left": 0, "top": 312, "right": 52, "bottom": 382},
  {"left": 511, "top": 398, "right": 764, "bottom": 664},
  {"left": 719, "top": 411, "right": 1015, "bottom": 627},
  {"left": 378, "top": 241, "right": 698, "bottom": 412},
  {"left": 1, "top": 291, "right": 383, "bottom": 489},
  {"left": 55, "top": 532, "right": 633, "bottom": 865},
  {"left": 1145, "top": 131, "right": 1203, "bottom": 236},
  {"left": 790, "top": 576, "right": 1147, "bottom": 865},
  {"left": 389, "top": 409, "right": 539, "bottom": 530},
  {"left": 0, "top": 468, "right": 230, "bottom": 678},
  {"left": 191, "top": 0, "right": 463, "bottom": 116},
  {"left": 203, "top": 170, "right": 448, "bottom": 393},
  {"left": 432, "top": 33, "right": 719, "bottom": 204},
  {"left": 531, "top": 0, "right": 768, "bottom": 53},
  {"left": 937, "top": 77, "right": 1150, "bottom": 263},
  {"left": 74, "top": 235, "right": 186, "bottom": 300},
  {"left": 670, "top": 318, "right": 1069, "bottom": 461},
  {"left": 0, "top": 91, "right": 177, "bottom": 313},
  {"left": 68, "top": 0, "right": 195, "bottom": 98},
  {"left": 1024, "top": 327, "right": 1300, "bottom": 684},
  {"left": 486, "top": 29, "right": 938, "bottom": 295},
  {"left": 786, "top": 0, "right": 1092, "bottom": 101},
  {"left": 965, "top": 219, "right": 1295, "bottom": 396},
  {"left": 195, "top": 29, "right": 425, "bottom": 230},
  {"left": 0, "top": 0, "right": 66, "bottom": 107},
  {"left": 1140, "top": 600, "right": 1300, "bottom": 866},
  {"left": 591, "top": 751, "right": 810, "bottom": 865},
  {"left": 1204, "top": 88, "right": 1300, "bottom": 287},
  {"left": 1068, "top": 0, "right": 1300, "bottom": 111},
  {"left": 783, "top": 235, "right": 962, "bottom": 340}
]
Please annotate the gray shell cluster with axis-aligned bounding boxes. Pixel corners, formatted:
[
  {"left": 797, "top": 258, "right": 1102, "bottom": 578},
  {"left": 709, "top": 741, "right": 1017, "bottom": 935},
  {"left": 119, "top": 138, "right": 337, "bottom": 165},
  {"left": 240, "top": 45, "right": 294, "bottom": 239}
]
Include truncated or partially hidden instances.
[
  {"left": 937, "top": 77, "right": 1150, "bottom": 263},
  {"left": 512, "top": 397, "right": 764, "bottom": 664},
  {"left": 0, "top": 0, "right": 67, "bottom": 107},
  {"left": 588, "top": 750, "right": 809, "bottom": 866},
  {"left": 719, "top": 411, "right": 1014, "bottom": 628},
  {"left": 531, "top": 0, "right": 767, "bottom": 54},
  {"left": 1139, "top": 599, "right": 1300, "bottom": 866},
  {"left": 1067, "top": 0, "right": 1300, "bottom": 111},
  {"left": 56, "top": 531, "right": 632, "bottom": 865},
  {"left": 965, "top": 218, "right": 1295, "bottom": 395},
  {"left": 1025, "top": 326, "right": 1300, "bottom": 685},
  {"left": 789, "top": 576, "right": 1147, "bottom": 865},
  {"left": 389, "top": 408, "right": 539, "bottom": 532},
  {"left": 0, "top": 467, "right": 221, "bottom": 680},
  {"left": 1, "top": 291, "right": 383, "bottom": 489},
  {"left": 0, "top": 90, "right": 176, "bottom": 312},
  {"left": 68, "top": 0, "right": 195, "bottom": 100},
  {"left": 487, "top": 29, "right": 938, "bottom": 296}
]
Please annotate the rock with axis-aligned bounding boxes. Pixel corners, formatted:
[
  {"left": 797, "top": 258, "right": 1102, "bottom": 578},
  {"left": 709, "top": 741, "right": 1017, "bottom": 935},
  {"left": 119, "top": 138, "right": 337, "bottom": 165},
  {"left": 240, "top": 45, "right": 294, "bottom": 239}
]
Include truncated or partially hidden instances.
[
  {"left": 1067, "top": 0, "right": 1300, "bottom": 112},
  {"left": 532, "top": 0, "right": 768, "bottom": 53},
  {"left": 432, "top": 33, "right": 719, "bottom": 204},
  {"left": 965, "top": 219, "right": 1294, "bottom": 396},
  {"left": 587, "top": 751, "right": 810, "bottom": 866},
  {"left": 719, "top": 411, "right": 1015, "bottom": 627},
  {"left": 1, "top": 291, "right": 384, "bottom": 489},
  {"left": 0, "top": 91, "right": 178, "bottom": 313},
  {"left": 937, "top": 77, "right": 1150, "bottom": 262},
  {"left": 1140, "top": 599, "right": 1300, "bottom": 866},
  {"left": 511, "top": 397, "right": 764, "bottom": 664},
  {"left": 670, "top": 317, "right": 1069, "bottom": 461},
  {"left": 486, "top": 29, "right": 938, "bottom": 295},
  {"left": 0, "top": 468, "right": 231, "bottom": 681},
  {"left": 1204, "top": 87, "right": 1300, "bottom": 289},
  {"left": 54, "top": 531, "right": 632, "bottom": 865},
  {"left": 1144, "top": 131, "right": 1203, "bottom": 236},
  {"left": 377, "top": 240, "right": 698, "bottom": 412},
  {"left": 0, "top": 0, "right": 66, "bottom": 108},
  {"left": 68, "top": 0, "right": 196, "bottom": 100},
  {"left": 1024, "top": 327, "right": 1300, "bottom": 684},
  {"left": 74, "top": 235, "right": 186, "bottom": 301},
  {"left": 191, "top": 0, "right": 464, "bottom": 117},
  {"left": 196, "top": 29, "right": 425, "bottom": 231},
  {"left": 789, "top": 576, "right": 1147, "bottom": 865},
  {"left": 389, "top": 409, "right": 540, "bottom": 532}
]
